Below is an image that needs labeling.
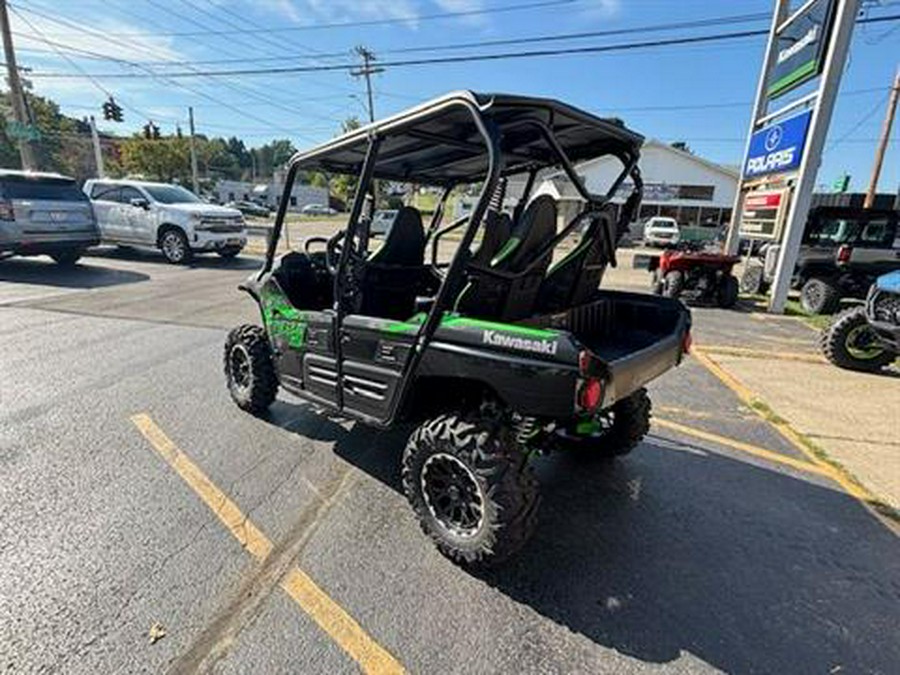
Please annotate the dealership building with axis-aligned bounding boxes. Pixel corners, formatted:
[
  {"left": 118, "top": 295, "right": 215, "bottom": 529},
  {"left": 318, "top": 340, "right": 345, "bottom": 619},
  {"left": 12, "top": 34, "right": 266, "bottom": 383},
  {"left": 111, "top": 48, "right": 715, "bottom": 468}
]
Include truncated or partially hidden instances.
[{"left": 532, "top": 139, "right": 739, "bottom": 230}]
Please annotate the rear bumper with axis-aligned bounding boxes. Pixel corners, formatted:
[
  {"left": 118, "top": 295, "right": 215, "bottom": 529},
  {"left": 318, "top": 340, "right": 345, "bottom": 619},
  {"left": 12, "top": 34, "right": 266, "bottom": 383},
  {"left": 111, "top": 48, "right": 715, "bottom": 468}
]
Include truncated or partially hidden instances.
[{"left": 0, "top": 230, "right": 100, "bottom": 254}]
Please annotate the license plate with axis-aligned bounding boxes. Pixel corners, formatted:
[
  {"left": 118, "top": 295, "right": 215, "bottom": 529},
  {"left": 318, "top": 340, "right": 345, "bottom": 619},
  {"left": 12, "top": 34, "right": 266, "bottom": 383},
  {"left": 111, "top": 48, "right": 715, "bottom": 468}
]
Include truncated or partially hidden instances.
[{"left": 50, "top": 211, "right": 68, "bottom": 222}]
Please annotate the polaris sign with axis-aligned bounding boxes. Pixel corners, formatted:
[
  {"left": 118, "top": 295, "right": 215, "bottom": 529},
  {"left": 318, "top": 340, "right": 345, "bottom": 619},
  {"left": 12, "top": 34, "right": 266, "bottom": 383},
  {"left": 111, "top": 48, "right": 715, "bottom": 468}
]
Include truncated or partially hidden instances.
[{"left": 743, "top": 110, "right": 812, "bottom": 179}]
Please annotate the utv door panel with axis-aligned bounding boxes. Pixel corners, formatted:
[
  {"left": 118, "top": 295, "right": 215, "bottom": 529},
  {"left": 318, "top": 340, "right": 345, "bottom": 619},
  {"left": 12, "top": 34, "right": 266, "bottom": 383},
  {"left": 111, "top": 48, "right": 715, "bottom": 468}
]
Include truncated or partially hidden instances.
[
  {"left": 303, "top": 353, "right": 340, "bottom": 402},
  {"left": 340, "top": 315, "right": 416, "bottom": 421}
]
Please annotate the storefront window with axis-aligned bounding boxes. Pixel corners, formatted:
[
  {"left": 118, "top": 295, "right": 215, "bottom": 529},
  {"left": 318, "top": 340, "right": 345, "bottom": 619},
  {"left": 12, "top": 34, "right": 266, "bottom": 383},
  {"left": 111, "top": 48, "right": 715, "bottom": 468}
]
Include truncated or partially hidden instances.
[
  {"left": 659, "top": 205, "right": 679, "bottom": 220},
  {"left": 639, "top": 203, "right": 659, "bottom": 221},
  {"left": 699, "top": 207, "right": 721, "bottom": 226},
  {"left": 679, "top": 206, "right": 700, "bottom": 225}
]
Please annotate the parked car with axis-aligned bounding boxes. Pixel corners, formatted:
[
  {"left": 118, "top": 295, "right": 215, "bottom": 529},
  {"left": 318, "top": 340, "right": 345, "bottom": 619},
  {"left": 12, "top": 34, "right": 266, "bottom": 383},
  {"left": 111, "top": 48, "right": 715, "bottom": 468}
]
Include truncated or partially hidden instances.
[
  {"left": 84, "top": 179, "right": 247, "bottom": 264},
  {"left": 0, "top": 170, "right": 99, "bottom": 266},
  {"left": 741, "top": 206, "right": 900, "bottom": 314},
  {"left": 300, "top": 203, "right": 337, "bottom": 216},
  {"left": 821, "top": 271, "right": 900, "bottom": 372},
  {"left": 370, "top": 209, "right": 397, "bottom": 237},
  {"left": 227, "top": 200, "right": 270, "bottom": 218},
  {"left": 643, "top": 216, "right": 681, "bottom": 248}
]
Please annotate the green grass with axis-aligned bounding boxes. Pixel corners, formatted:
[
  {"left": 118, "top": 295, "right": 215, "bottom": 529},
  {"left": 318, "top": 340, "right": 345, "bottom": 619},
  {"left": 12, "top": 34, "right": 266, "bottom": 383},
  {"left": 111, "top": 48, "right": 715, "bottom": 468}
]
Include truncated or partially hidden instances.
[{"left": 784, "top": 300, "right": 833, "bottom": 331}]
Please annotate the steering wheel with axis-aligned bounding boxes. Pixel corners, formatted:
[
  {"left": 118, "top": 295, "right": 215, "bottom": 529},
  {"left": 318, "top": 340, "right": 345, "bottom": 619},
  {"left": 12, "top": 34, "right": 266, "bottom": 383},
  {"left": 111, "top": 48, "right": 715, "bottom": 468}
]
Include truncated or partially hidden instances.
[{"left": 303, "top": 236, "right": 329, "bottom": 256}]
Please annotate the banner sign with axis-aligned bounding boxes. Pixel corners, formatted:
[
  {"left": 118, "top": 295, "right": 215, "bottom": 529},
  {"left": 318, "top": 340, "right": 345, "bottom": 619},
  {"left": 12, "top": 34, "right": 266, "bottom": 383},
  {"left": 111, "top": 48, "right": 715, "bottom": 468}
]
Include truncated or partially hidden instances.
[
  {"left": 738, "top": 188, "right": 791, "bottom": 240},
  {"left": 767, "top": 0, "right": 836, "bottom": 99},
  {"left": 743, "top": 109, "right": 812, "bottom": 179}
]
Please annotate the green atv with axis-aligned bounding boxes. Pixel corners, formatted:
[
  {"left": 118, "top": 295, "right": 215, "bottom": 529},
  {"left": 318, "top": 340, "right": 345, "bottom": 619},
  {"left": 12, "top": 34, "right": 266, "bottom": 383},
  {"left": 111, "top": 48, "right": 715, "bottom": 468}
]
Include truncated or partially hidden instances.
[{"left": 224, "top": 91, "right": 691, "bottom": 566}]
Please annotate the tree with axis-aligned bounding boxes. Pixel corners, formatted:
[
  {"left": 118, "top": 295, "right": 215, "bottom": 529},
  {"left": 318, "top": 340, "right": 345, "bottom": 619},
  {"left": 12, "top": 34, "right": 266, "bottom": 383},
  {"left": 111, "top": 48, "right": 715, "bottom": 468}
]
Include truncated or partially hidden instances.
[{"left": 118, "top": 135, "right": 191, "bottom": 183}]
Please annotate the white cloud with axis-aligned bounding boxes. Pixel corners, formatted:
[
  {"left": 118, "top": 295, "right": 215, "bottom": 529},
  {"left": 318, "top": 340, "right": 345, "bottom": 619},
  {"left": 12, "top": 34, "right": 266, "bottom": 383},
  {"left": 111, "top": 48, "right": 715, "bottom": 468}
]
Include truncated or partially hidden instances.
[
  {"left": 581, "top": 0, "right": 622, "bottom": 18},
  {"left": 432, "top": 0, "right": 488, "bottom": 26},
  {"left": 257, "top": 0, "right": 421, "bottom": 28},
  {"left": 11, "top": 12, "right": 183, "bottom": 64}
]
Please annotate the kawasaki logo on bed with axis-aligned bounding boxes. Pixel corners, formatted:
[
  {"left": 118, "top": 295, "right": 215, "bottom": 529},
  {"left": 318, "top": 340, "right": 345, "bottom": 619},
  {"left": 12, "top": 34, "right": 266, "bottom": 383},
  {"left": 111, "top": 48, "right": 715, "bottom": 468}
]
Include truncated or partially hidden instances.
[
  {"left": 767, "top": 0, "right": 836, "bottom": 98},
  {"left": 482, "top": 330, "right": 558, "bottom": 356},
  {"left": 743, "top": 110, "right": 812, "bottom": 179}
]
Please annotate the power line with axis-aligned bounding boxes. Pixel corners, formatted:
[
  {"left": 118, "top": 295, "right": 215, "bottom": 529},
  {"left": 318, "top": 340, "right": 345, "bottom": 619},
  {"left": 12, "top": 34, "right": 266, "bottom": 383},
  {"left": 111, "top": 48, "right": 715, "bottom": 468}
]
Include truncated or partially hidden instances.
[
  {"left": 28, "top": 14, "right": 900, "bottom": 81},
  {"left": 12, "top": 0, "right": 577, "bottom": 38},
  {"left": 13, "top": 10, "right": 774, "bottom": 68}
]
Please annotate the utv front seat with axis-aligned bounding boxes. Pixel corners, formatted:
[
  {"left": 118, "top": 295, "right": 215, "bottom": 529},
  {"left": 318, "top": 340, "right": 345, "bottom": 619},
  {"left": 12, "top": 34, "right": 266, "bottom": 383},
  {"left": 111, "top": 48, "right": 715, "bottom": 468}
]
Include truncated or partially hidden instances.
[
  {"left": 360, "top": 206, "right": 426, "bottom": 319},
  {"left": 455, "top": 195, "right": 557, "bottom": 321},
  {"left": 536, "top": 207, "right": 617, "bottom": 312}
]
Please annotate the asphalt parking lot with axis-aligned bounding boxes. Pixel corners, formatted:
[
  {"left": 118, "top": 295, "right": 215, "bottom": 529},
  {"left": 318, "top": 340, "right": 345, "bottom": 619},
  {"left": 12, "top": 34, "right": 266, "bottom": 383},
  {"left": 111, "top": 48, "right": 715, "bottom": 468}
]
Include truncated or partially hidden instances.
[{"left": 2, "top": 248, "right": 899, "bottom": 674}]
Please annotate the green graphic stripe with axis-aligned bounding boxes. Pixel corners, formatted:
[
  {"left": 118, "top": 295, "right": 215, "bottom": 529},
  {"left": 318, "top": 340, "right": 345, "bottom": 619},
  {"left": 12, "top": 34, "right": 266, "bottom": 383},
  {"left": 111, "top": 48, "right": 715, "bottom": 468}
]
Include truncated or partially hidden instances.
[
  {"left": 767, "top": 58, "right": 817, "bottom": 97},
  {"left": 382, "top": 313, "right": 559, "bottom": 339}
]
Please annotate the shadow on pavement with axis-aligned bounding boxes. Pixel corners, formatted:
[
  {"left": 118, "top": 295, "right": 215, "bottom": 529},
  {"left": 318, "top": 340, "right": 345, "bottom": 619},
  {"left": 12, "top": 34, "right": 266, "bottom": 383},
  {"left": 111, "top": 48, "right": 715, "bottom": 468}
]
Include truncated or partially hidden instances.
[
  {"left": 0, "top": 256, "right": 149, "bottom": 289},
  {"left": 90, "top": 246, "right": 263, "bottom": 271},
  {"left": 262, "top": 400, "right": 900, "bottom": 673}
]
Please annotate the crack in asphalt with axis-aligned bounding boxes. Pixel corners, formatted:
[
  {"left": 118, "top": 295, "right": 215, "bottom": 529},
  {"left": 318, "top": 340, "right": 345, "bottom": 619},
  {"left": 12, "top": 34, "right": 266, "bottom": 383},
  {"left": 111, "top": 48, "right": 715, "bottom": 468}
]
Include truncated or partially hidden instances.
[{"left": 167, "top": 460, "right": 357, "bottom": 674}]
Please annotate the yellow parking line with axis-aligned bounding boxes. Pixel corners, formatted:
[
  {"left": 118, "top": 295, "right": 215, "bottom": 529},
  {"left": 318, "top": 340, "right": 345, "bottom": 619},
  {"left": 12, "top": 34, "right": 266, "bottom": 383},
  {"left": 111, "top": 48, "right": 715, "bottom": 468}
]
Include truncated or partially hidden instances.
[
  {"left": 130, "top": 413, "right": 406, "bottom": 675},
  {"left": 654, "top": 417, "right": 831, "bottom": 477},
  {"left": 690, "top": 350, "right": 880, "bottom": 506},
  {"left": 699, "top": 344, "right": 826, "bottom": 364}
]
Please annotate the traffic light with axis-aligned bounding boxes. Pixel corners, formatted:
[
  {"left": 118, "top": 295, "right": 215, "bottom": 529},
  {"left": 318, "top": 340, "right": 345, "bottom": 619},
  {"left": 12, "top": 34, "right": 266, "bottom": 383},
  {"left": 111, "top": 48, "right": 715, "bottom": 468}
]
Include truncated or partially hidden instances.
[
  {"left": 832, "top": 173, "right": 850, "bottom": 193},
  {"left": 142, "top": 121, "right": 160, "bottom": 140},
  {"left": 102, "top": 97, "right": 123, "bottom": 122}
]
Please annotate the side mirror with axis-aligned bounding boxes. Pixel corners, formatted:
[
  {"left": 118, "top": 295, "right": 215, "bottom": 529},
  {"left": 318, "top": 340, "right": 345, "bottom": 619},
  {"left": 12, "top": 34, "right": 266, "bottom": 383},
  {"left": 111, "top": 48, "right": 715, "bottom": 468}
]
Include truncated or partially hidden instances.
[{"left": 130, "top": 197, "right": 150, "bottom": 210}]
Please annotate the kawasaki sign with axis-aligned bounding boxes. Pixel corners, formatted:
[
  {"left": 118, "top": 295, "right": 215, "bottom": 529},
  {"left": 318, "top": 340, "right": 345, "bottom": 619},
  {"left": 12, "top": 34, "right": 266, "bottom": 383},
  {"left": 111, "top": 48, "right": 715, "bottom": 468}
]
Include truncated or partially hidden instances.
[
  {"left": 743, "top": 110, "right": 812, "bottom": 179},
  {"left": 767, "top": 0, "right": 837, "bottom": 98}
]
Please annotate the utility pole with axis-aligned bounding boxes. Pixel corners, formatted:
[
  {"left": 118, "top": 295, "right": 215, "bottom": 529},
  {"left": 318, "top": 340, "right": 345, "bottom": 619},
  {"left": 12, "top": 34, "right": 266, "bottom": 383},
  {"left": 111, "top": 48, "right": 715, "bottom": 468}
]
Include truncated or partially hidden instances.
[
  {"left": 864, "top": 66, "right": 900, "bottom": 209},
  {"left": 89, "top": 115, "right": 104, "bottom": 178},
  {"left": 0, "top": 0, "right": 36, "bottom": 170},
  {"left": 188, "top": 106, "right": 199, "bottom": 195},
  {"left": 351, "top": 46, "right": 383, "bottom": 123}
]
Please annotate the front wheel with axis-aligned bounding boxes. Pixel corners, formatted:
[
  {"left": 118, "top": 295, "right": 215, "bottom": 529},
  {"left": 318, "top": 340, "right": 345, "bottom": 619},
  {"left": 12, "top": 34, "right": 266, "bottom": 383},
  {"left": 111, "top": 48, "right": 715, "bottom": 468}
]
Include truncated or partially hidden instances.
[
  {"left": 821, "top": 306, "right": 895, "bottom": 372},
  {"left": 159, "top": 228, "right": 192, "bottom": 264},
  {"left": 224, "top": 324, "right": 279, "bottom": 414},
  {"left": 717, "top": 275, "right": 739, "bottom": 308},
  {"left": 402, "top": 411, "right": 540, "bottom": 567},
  {"left": 662, "top": 270, "right": 684, "bottom": 299}
]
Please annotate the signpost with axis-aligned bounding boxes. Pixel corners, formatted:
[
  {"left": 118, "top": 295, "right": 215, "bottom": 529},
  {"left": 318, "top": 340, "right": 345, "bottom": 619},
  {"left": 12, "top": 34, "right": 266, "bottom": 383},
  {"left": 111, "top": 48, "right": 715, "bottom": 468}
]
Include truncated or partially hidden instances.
[{"left": 725, "top": 0, "right": 861, "bottom": 313}]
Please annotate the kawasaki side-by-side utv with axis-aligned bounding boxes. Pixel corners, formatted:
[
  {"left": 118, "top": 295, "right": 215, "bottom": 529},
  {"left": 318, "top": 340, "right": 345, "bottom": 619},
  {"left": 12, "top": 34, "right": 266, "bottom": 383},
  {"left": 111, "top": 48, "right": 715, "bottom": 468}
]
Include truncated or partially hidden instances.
[{"left": 224, "top": 92, "right": 691, "bottom": 566}]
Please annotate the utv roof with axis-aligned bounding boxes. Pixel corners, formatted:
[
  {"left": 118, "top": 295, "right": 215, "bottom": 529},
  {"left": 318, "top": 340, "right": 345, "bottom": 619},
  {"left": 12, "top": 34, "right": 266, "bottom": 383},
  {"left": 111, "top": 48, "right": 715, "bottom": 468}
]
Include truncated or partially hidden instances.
[{"left": 289, "top": 90, "right": 644, "bottom": 186}]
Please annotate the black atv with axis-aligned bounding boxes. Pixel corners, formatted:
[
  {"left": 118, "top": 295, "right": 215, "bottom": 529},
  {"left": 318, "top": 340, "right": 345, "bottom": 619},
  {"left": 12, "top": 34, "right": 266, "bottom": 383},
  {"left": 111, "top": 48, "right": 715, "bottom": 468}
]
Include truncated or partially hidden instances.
[
  {"left": 821, "top": 271, "right": 900, "bottom": 372},
  {"left": 223, "top": 91, "right": 691, "bottom": 566}
]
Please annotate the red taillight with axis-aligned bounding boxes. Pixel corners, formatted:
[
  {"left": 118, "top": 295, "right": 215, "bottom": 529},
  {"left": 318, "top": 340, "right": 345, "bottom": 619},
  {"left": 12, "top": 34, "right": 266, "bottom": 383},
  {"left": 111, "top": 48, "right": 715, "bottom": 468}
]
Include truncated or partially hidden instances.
[
  {"left": 579, "top": 378, "right": 603, "bottom": 411},
  {"left": 0, "top": 200, "right": 14, "bottom": 221},
  {"left": 682, "top": 330, "right": 693, "bottom": 354},
  {"left": 836, "top": 245, "right": 852, "bottom": 264}
]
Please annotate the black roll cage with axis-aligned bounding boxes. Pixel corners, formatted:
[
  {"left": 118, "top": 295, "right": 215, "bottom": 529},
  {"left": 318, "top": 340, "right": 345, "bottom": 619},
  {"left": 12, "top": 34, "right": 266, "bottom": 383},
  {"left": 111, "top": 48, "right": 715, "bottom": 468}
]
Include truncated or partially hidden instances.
[{"left": 260, "top": 96, "right": 643, "bottom": 424}]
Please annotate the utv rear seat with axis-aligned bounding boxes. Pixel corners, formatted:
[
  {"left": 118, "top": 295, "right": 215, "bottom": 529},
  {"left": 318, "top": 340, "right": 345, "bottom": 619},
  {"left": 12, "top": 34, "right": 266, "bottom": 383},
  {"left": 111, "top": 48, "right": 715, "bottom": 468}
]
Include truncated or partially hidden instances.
[
  {"left": 455, "top": 195, "right": 557, "bottom": 321},
  {"left": 361, "top": 206, "right": 426, "bottom": 319}
]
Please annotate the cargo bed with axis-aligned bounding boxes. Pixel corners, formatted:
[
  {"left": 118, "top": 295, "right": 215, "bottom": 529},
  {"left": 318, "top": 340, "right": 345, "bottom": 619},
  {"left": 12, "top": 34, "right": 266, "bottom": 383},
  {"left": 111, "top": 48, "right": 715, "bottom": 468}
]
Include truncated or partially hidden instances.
[{"left": 529, "top": 290, "right": 691, "bottom": 403}]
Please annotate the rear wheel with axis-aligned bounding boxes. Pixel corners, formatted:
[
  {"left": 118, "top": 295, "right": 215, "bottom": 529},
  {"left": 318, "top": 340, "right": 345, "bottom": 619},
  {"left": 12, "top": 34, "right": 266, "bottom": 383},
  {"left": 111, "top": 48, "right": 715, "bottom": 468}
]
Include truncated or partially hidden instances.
[
  {"left": 821, "top": 307, "right": 895, "bottom": 372},
  {"left": 801, "top": 277, "right": 841, "bottom": 315},
  {"left": 50, "top": 248, "right": 83, "bottom": 266},
  {"left": 557, "top": 388, "right": 651, "bottom": 459},
  {"left": 159, "top": 228, "right": 192, "bottom": 264},
  {"left": 717, "top": 275, "right": 739, "bottom": 308},
  {"left": 402, "top": 410, "right": 540, "bottom": 567},
  {"left": 224, "top": 324, "right": 278, "bottom": 414},
  {"left": 662, "top": 271, "right": 684, "bottom": 299}
]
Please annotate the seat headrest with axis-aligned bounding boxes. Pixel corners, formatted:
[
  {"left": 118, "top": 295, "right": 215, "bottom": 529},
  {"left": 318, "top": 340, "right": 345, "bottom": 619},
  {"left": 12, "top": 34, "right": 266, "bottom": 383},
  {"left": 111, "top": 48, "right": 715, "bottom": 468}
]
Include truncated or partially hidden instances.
[
  {"left": 492, "top": 195, "right": 557, "bottom": 272},
  {"left": 369, "top": 206, "right": 425, "bottom": 266}
]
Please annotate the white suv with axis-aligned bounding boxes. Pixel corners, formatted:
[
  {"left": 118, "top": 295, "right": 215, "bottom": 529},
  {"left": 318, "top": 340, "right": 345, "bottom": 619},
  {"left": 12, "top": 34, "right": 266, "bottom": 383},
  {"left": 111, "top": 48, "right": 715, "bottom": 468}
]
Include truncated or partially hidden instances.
[
  {"left": 643, "top": 216, "right": 681, "bottom": 248},
  {"left": 83, "top": 179, "right": 247, "bottom": 263}
]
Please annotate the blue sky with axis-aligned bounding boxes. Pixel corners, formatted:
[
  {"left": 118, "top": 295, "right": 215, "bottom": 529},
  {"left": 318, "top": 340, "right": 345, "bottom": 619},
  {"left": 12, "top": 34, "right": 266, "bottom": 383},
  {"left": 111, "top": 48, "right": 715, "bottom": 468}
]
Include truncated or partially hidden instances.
[{"left": 11, "top": 0, "right": 900, "bottom": 194}]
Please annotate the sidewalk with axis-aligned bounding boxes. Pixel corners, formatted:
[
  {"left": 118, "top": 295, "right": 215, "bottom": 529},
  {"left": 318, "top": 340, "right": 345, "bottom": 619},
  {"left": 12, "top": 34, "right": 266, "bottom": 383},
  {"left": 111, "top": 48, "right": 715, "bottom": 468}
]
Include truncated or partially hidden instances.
[{"left": 683, "top": 306, "right": 900, "bottom": 511}]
